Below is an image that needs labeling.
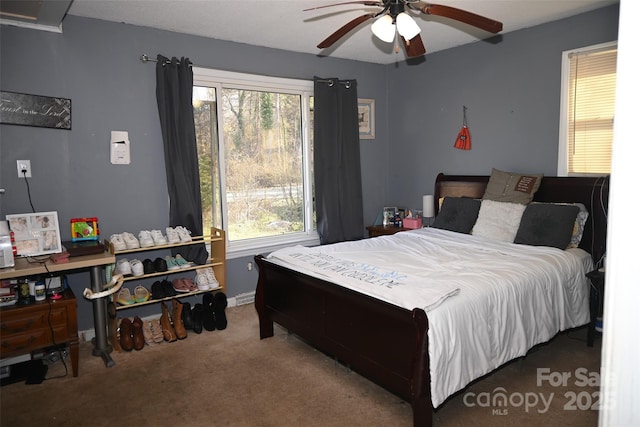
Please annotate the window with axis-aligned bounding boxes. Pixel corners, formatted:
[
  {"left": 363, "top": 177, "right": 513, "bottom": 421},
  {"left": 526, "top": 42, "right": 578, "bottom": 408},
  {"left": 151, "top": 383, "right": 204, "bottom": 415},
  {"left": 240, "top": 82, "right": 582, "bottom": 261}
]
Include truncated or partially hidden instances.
[
  {"left": 558, "top": 42, "right": 617, "bottom": 176},
  {"left": 192, "top": 68, "right": 318, "bottom": 257}
]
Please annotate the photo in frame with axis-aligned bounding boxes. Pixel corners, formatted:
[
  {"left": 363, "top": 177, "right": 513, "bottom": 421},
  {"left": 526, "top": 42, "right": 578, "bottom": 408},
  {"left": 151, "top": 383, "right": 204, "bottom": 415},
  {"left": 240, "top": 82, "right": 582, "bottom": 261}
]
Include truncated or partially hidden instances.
[
  {"left": 358, "top": 98, "right": 375, "bottom": 139},
  {"left": 383, "top": 206, "right": 397, "bottom": 226},
  {"left": 6, "top": 211, "right": 62, "bottom": 257}
]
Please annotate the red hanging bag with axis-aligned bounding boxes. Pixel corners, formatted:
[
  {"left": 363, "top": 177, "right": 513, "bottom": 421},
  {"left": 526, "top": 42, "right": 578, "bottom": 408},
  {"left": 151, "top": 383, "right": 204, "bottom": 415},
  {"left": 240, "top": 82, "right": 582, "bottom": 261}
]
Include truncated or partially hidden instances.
[{"left": 454, "top": 106, "right": 471, "bottom": 150}]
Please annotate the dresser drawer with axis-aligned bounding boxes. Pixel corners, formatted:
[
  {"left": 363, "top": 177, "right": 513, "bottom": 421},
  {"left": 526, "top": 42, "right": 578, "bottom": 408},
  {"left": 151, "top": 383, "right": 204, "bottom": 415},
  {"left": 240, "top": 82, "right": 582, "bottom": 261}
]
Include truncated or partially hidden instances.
[
  {"left": 1, "top": 324, "right": 68, "bottom": 356},
  {"left": 1, "top": 305, "right": 68, "bottom": 334}
]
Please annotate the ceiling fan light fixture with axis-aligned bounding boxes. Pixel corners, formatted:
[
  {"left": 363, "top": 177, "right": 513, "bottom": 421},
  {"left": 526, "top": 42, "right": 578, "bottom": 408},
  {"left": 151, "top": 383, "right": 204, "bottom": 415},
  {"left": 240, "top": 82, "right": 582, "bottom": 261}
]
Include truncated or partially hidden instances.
[
  {"left": 371, "top": 14, "right": 395, "bottom": 43},
  {"left": 396, "top": 12, "right": 421, "bottom": 40}
]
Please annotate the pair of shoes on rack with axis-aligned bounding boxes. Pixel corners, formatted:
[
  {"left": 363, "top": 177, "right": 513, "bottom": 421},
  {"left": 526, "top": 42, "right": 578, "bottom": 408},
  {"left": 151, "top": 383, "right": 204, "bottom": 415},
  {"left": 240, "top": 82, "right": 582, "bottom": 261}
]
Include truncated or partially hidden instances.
[
  {"left": 160, "top": 300, "right": 188, "bottom": 341},
  {"left": 195, "top": 268, "right": 219, "bottom": 291},
  {"left": 172, "top": 278, "right": 197, "bottom": 293},
  {"left": 109, "top": 232, "right": 141, "bottom": 251},
  {"left": 134, "top": 285, "right": 150, "bottom": 303},
  {"left": 142, "top": 258, "right": 168, "bottom": 274},
  {"left": 119, "top": 316, "right": 145, "bottom": 351},
  {"left": 138, "top": 230, "right": 168, "bottom": 247},
  {"left": 118, "top": 259, "right": 144, "bottom": 276},
  {"left": 151, "top": 280, "right": 178, "bottom": 299},
  {"left": 202, "top": 292, "right": 227, "bottom": 331},
  {"left": 142, "top": 318, "right": 164, "bottom": 345},
  {"left": 167, "top": 226, "right": 192, "bottom": 243},
  {"left": 116, "top": 288, "right": 135, "bottom": 305},
  {"left": 165, "top": 254, "right": 193, "bottom": 270}
]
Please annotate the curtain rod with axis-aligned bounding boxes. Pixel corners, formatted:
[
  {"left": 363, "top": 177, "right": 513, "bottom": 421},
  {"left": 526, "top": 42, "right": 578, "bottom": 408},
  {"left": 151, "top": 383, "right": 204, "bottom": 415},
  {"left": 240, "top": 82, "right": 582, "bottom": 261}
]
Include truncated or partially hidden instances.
[
  {"left": 316, "top": 78, "right": 353, "bottom": 88},
  {"left": 140, "top": 54, "right": 194, "bottom": 67}
]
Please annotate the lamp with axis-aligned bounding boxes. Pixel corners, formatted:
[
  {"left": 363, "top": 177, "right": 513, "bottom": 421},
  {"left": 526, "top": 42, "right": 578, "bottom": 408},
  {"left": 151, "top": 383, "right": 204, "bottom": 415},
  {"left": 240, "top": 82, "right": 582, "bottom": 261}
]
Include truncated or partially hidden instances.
[
  {"left": 371, "top": 9, "right": 421, "bottom": 44},
  {"left": 423, "top": 195, "right": 435, "bottom": 227}
]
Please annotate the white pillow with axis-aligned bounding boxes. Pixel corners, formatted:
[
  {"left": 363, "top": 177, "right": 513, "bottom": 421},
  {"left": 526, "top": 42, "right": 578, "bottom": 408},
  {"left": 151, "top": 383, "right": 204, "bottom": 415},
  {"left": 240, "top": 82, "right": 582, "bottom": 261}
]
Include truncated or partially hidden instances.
[{"left": 472, "top": 199, "right": 526, "bottom": 242}]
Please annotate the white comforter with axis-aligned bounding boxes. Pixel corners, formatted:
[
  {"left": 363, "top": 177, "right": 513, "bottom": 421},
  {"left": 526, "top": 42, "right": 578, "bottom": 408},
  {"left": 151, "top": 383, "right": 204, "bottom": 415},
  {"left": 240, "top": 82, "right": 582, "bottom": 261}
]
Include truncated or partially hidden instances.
[{"left": 266, "top": 227, "right": 593, "bottom": 407}]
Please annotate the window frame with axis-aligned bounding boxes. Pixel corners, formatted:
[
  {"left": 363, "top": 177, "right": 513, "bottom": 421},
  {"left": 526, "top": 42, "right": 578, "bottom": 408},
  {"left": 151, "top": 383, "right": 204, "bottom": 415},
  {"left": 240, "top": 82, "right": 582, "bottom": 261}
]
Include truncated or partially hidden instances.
[
  {"left": 193, "top": 67, "right": 319, "bottom": 258},
  {"left": 557, "top": 40, "right": 617, "bottom": 176}
]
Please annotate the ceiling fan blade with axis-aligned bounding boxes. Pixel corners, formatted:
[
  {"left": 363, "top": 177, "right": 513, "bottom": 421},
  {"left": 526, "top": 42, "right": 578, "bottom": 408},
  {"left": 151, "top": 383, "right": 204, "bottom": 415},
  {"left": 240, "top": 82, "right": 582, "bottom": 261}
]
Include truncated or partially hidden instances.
[
  {"left": 402, "top": 34, "right": 426, "bottom": 58},
  {"left": 317, "top": 13, "right": 376, "bottom": 48},
  {"left": 304, "top": 1, "right": 382, "bottom": 12},
  {"left": 416, "top": 2, "right": 503, "bottom": 33}
]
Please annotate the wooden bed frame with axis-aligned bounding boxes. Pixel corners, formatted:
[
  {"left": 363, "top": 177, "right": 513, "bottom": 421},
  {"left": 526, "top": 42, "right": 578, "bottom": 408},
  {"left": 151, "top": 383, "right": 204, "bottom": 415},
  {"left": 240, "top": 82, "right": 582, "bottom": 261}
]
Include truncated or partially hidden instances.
[{"left": 254, "top": 173, "right": 609, "bottom": 427}]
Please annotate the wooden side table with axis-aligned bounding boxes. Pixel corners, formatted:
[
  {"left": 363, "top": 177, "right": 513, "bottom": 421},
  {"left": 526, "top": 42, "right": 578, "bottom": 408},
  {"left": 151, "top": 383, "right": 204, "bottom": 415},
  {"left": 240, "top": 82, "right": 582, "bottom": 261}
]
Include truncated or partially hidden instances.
[
  {"left": 586, "top": 269, "right": 605, "bottom": 347},
  {"left": 366, "top": 225, "right": 410, "bottom": 238}
]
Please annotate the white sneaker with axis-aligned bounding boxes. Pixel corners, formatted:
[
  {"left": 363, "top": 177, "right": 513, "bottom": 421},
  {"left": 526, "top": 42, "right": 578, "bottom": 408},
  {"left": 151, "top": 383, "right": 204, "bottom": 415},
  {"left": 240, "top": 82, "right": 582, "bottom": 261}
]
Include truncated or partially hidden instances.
[
  {"left": 138, "top": 230, "right": 154, "bottom": 248},
  {"left": 130, "top": 259, "right": 144, "bottom": 277},
  {"left": 175, "top": 226, "right": 192, "bottom": 242},
  {"left": 165, "top": 227, "right": 180, "bottom": 244},
  {"left": 122, "top": 232, "right": 140, "bottom": 249},
  {"left": 205, "top": 267, "right": 219, "bottom": 289},
  {"left": 116, "top": 258, "right": 132, "bottom": 275},
  {"left": 195, "top": 270, "right": 210, "bottom": 291},
  {"left": 150, "top": 229, "right": 167, "bottom": 245},
  {"left": 110, "top": 234, "right": 126, "bottom": 252}
]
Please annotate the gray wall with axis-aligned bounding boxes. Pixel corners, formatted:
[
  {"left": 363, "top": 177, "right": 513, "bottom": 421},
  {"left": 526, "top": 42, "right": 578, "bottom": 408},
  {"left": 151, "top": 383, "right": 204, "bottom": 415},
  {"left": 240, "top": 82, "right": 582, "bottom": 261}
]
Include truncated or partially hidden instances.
[
  {"left": 0, "top": 4, "right": 619, "bottom": 330},
  {"left": 384, "top": 5, "right": 619, "bottom": 210}
]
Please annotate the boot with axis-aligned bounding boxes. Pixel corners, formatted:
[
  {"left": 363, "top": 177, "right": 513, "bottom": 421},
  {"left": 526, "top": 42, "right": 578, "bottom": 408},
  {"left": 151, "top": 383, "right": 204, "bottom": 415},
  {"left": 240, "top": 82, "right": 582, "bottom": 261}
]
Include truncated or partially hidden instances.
[
  {"left": 172, "top": 299, "right": 188, "bottom": 339},
  {"left": 191, "top": 303, "right": 204, "bottom": 334},
  {"left": 181, "top": 301, "right": 194, "bottom": 331},
  {"left": 132, "top": 316, "right": 145, "bottom": 350},
  {"left": 160, "top": 302, "right": 177, "bottom": 342},
  {"left": 119, "top": 317, "right": 134, "bottom": 351}
]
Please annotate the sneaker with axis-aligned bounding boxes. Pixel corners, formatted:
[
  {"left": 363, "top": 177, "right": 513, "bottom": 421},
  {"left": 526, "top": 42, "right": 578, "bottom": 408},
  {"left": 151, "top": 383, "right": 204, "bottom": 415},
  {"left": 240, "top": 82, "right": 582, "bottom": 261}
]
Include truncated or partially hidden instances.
[
  {"left": 110, "top": 234, "right": 126, "bottom": 252},
  {"left": 116, "top": 258, "right": 132, "bottom": 275},
  {"left": 138, "top": 230, "right": 154, "bottom": 248},
  {"left": 164, "top": 256, "right": 180, "bottom": 271},
  {"left": 204, "top": 267, "right": 220, "bottom": 289},
  {"left": 151, "top": 281, "right": 165, "bottom": 300},
  {"left": 161, "top": 279, "right": 177, "bottom": 297},
  {"left": 134, "top": 285, "right": 150, "bottom": 303},
  {"left": 122, "top": 232, "right": 140, "bottom": 249},
  {"left": 116, "top": 288, "right": 134, "bottom": 305},
  {"left": 174, "top": 254, "right": 193, "bottom": 269},
  {"left": 130, "top": 259, "right": 144, "bottom": 277},
  {"left": 175, "top": 226, "right": 192, "bottom": 242},
  {"left": 195, "top": 270, "right": 210, "bottom": 291},
  {"left": 142, "top": 258, "right": 155, "bottom": 275},
  {"left": 150, "top": 229, "right": 167, "bottom": 245},
  {"left": 165, "top": 227, "right": 180, "bottom": 244},
  {"left": 153, "top": 257, "right": 168, "bottom": 273}
]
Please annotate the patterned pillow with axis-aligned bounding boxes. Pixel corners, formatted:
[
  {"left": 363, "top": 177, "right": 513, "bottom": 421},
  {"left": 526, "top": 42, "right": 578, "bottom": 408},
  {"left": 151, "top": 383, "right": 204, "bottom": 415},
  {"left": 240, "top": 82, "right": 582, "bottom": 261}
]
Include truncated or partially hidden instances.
[
  {"left": 482, "top": 168, "right": 543, "bottom": 204},
  {"left": 471, "top": 199, "right": 526, "bottom": 242}
]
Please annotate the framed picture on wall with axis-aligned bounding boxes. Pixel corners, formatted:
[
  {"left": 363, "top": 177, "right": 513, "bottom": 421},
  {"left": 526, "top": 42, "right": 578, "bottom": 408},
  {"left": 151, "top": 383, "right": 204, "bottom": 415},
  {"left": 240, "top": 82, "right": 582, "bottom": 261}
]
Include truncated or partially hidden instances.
[
  {"left": 6, "top": 211, "right": 62, "bottom": 257},
  {"left": 358, "top": 98, "right": 375, "bottom": 139}
]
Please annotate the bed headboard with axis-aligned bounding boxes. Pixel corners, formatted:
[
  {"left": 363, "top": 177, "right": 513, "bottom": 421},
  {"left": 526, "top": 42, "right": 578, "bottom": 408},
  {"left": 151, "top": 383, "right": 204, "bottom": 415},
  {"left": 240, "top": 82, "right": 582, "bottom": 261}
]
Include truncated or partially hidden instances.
[{"left": 434, "top": 173, "right": 609, "bottom": 264}]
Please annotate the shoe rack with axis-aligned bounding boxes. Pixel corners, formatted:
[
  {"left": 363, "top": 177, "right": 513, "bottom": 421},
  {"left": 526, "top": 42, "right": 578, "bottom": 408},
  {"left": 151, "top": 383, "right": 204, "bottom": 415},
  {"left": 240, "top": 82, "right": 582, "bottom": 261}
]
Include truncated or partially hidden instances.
[{"left": 104, "top": 227, "right": 226, "bottom": 351}]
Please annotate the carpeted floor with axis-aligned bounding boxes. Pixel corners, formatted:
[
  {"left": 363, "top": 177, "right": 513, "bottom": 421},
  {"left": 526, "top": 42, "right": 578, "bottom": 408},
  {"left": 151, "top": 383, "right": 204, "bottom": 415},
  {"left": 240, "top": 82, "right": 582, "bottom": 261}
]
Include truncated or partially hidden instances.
[{"left": 0, "top": 303, "right": 601, "bottom": 426}]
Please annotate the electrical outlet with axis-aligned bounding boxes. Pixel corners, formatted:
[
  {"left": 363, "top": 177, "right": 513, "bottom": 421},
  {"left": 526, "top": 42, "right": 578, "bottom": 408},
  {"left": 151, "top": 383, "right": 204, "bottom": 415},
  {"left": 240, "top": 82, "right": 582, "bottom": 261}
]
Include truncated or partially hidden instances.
[{"left": 16, "top": 160, "right": 32, "bottom": 178}]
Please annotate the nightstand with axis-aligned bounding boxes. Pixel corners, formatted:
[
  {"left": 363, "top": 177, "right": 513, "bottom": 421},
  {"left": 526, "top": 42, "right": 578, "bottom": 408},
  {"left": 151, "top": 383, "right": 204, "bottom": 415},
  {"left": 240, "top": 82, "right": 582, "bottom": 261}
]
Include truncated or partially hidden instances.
[
  {"left": 586, "top": 269, "right": 605, "bottom": 347},
  {"left": 366, "top": 225, "right": 410, "bottom": 238}
]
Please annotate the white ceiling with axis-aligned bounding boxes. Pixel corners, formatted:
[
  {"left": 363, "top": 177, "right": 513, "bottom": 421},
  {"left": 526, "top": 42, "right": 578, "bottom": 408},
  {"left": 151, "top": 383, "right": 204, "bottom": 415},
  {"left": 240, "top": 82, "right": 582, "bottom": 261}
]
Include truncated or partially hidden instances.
[{"left": 3, "top": 1, "right": 619, "bottom": 64}]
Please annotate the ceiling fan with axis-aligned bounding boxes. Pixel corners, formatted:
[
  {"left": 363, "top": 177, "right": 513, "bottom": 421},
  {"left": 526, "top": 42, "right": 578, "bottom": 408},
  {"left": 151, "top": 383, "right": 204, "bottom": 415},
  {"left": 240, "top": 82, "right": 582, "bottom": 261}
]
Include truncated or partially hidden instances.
[{"left": 305, "top": 1, "right": 503, "bottom": 58}]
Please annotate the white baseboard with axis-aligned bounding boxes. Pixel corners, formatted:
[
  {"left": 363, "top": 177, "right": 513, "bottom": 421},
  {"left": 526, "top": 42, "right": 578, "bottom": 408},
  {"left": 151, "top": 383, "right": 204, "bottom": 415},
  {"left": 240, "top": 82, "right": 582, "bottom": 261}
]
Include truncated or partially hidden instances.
[{"left": 78, "top": 291, "right": 256, "bottom": 342}]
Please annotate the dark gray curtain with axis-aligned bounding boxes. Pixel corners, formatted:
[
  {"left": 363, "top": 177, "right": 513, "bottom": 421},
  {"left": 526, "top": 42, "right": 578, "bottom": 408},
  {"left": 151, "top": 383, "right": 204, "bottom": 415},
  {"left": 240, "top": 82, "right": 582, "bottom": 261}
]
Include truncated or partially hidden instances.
[
  {"left": 155, "top": 55, "right": 208, "bottom": 264},
  {"left": 313, "top": 77, "right": 364, "bottom": 244}
]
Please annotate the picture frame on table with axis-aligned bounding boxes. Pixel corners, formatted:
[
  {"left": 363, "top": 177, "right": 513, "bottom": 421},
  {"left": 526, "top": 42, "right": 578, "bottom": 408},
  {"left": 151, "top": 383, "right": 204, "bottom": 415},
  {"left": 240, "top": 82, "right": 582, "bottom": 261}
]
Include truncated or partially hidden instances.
[
  {"left": 383, "top": 206, "right": 397, "bottom": 226},
  {"left": 358, "top": 98, "right": 375, "bottom": 139},
  {"left": 6, "top": 211, "right": 62, "bottom": 257}
]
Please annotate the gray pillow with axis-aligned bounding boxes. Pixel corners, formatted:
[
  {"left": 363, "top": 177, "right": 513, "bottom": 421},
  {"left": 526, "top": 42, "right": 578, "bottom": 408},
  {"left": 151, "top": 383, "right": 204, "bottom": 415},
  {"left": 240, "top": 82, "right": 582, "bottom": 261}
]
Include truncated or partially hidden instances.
[
  {"left": 514, "top": 204, "right": 580, "bottom": 249},
  {"left": 432, "top": 197, "right": 481, "bottom": 234}
]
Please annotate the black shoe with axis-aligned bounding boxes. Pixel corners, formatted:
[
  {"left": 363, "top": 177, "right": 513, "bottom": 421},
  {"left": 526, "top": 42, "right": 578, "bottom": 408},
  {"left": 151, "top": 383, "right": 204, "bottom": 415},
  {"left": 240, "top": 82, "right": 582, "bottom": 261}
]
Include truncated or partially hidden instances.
[
  {"left": 161, "top": 279, "right": 177, "bottom": 297},
  {"left": 191, "top": 303, "right": 204, "bottom": 334},
  {"left": 181, "top": 302, "right": 194, "bottom": 330},
  {"left": 213, "top": 292, "right": 228, "bottom": 330},
  {"left": 153, "top": 257, "right": 168, "bottom": 273},
  {"left": 143, "top": 258, "right": 155, "bottom": 275},
  {"left": 151, "top": 281, "right": 165, "bottom": 300},
  {"left": 202, "top": 293, "right": 216, "bottom": 331}
]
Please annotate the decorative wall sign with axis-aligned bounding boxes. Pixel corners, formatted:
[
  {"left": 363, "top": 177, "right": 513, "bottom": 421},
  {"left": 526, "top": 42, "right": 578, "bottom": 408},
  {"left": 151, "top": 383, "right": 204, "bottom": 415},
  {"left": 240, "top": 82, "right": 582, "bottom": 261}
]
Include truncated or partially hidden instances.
[
  {"left": 0, "top": 91, "right": 71, "bottom": 130},
  {"left": 358, "top": 98, "right": 375, "bottom": 139}
]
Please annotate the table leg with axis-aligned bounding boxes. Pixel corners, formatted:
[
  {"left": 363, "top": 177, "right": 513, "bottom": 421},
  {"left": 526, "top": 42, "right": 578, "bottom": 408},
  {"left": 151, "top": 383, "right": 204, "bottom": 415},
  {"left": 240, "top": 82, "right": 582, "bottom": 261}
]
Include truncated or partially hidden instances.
[{"left": 89, "top": 265, "right": 116, "bottom": 367}]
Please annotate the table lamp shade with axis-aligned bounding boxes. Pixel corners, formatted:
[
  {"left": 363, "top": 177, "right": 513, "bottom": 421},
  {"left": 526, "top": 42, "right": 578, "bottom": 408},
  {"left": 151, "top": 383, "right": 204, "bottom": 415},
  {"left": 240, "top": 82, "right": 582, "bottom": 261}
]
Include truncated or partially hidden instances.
[{"left": 423, "top": 195, "right": 435, "bottom": 219}]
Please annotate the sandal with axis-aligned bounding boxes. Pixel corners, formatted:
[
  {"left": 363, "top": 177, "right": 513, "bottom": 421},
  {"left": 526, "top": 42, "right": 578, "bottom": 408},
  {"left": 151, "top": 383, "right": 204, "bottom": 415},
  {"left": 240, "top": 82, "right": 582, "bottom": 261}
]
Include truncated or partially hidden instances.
[
  {"left": 116, "top": 288, "right": 135, "bottom": 305},
  {"left": 134, "top": 285, "right": 150, "bottom": 302}
]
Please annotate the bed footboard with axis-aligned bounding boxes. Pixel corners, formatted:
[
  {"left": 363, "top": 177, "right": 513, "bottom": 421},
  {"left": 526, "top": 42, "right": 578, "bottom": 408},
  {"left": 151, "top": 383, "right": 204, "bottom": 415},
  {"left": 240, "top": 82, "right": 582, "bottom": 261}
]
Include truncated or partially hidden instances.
[{"left": 254, "top": 255, "right": 432, "bottom": 427}]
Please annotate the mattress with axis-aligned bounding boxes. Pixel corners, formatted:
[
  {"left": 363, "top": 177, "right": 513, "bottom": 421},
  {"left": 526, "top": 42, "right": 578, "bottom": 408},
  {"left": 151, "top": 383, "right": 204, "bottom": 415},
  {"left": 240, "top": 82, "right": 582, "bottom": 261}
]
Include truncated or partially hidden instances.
[{"left": 267, "top": 227, "right": 593, "bottom": 407}]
